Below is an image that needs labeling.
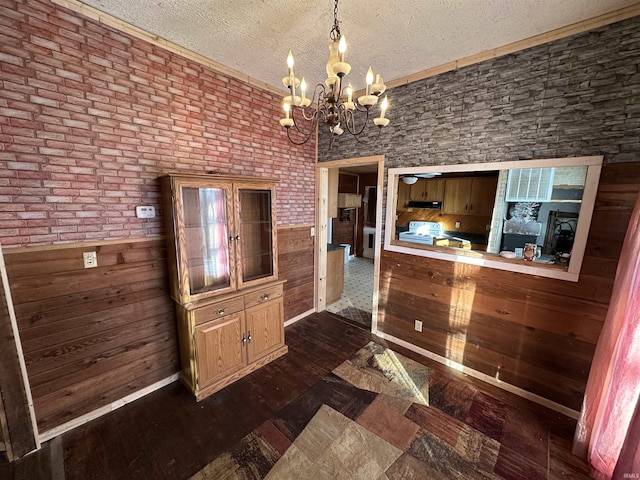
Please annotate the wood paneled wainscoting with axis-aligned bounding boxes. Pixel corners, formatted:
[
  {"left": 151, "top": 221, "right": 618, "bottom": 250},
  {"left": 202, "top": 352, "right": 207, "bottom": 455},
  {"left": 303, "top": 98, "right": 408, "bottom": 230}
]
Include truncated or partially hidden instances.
[
  {"left": 2, "top": 238, "right": 179, "bottom": 436},
  {"left": 277, "top": 225, "right": 315, "bottom": 322},
  {"left": 377, "top": 162, "right": 640, "bottom": 413}
]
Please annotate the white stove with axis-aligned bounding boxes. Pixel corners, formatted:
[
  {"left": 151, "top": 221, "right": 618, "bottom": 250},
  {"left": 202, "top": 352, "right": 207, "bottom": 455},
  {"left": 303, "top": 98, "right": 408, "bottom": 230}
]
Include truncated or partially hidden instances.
[{"left": 398, "top": 221, "right": 444, "bottom": 245}]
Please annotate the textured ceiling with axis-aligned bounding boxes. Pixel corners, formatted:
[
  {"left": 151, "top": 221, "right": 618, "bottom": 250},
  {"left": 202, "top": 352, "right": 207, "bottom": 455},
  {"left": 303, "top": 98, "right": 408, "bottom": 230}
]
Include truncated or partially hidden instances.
[{"left": 79, "top": 0, "right": 638, "bottom": 93}]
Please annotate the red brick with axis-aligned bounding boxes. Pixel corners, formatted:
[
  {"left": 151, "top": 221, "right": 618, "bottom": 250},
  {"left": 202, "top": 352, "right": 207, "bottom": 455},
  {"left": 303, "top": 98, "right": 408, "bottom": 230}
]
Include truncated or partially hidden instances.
[
  {"left": 31, "top": 35, "right": 60, "bottom": 52},
  {"left": 1, "top": 0, "right": 315, "bottom": 245}
]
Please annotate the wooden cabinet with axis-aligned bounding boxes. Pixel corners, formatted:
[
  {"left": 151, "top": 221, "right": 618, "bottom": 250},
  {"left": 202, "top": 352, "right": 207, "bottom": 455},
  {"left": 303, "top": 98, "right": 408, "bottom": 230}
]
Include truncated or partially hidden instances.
[
  {"left": 397, "top": 180, "right": 411, "bottom": 210},
  {"left": 245, "top": 296, "right": 284, "bottom": 362},
  {"left": 337, "top": 193, "right": 362, "bottom": 208},
  {"left": 410, "top": 178, "right": 444, "bottom": 202},
  {"left": 161, "top": 173, "right": 287, "bottom": 400},
  {"left": 470, "top": 176, "right": 498, "bottom": 215},
  {"left": 194, "top": 312, "right": 245, "bottom": 389},
  {"left": 161, "top": 173, "right": 279, "bottom": 303},
  {"left": 443, "top": 176, "right": 497, "bottom": 215},
  {"left": 176, "top": 282, "right": 286, "bottom": 400},
  {"left": 397, "top": 178, "right": 444, "bottom": 211}
]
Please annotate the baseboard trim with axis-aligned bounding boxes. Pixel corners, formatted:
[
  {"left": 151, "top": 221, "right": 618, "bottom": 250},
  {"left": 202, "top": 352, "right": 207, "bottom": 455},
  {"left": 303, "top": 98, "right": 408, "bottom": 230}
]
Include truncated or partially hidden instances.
[
  {"left": 376, "top": 332, "right": 580, "bottom": 419},
  {"left": 38, "top": 373, "right": 179, "bottom": 443},
  {"left": 284, "top": 308, "right": 316, "bottom": 327}
]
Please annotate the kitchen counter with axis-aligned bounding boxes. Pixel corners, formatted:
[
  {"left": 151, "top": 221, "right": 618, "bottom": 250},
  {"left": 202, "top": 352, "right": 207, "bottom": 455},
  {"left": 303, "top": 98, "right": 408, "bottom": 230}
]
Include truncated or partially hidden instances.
[{"left": 327, "top": 243, "right": 346, "bottom": 252}]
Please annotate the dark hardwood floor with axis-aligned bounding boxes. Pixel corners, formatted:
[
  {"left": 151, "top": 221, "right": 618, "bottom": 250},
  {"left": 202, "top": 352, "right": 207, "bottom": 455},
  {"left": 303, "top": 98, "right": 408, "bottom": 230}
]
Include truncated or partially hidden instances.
[{"left": 1, "top": 312, "right": 589, "bottom": 479}]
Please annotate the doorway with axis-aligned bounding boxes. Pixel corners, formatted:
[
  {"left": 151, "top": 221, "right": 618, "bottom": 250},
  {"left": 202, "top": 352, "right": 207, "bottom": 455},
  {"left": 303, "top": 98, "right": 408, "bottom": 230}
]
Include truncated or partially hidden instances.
[{"left": 315, "top": 156, "right": 384, "bottom": 333}]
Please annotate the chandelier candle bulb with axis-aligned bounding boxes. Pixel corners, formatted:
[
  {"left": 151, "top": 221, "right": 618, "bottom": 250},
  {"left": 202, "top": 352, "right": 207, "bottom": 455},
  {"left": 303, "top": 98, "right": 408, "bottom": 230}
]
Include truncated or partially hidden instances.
[
  {"left": 365, "top": 67, "right": 374, "bottom": 95},
  {"left": 371, "top": 74, "right": 386, "bottom": 96},
  {"left": 344, "top": 84, "right": 355, "bottom": 110},
  {"left": 380, "top": 96, "right": 388, "bottom": 119},
  {"left": 286, "top": 51, "right": 296, "bottom": 98},
  {"left": 287, "top": 51, "right": 294, "bottom": 74},
  {"left": 280, "top": 103, "right": 294, "bottom": 127},
  {"left": 338, "top": 36, "right": 346, "bottom": 62}
]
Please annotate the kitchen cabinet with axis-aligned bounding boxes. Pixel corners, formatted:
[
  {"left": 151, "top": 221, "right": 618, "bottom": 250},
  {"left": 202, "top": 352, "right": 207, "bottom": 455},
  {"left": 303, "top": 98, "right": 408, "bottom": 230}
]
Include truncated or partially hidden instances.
[
  {"left": 161, "top": 173, "right": 287, "bottom": 400},
  {"left": 337, "top": 193, "right": 362, "bottom": 208},
  {"left": 410, "top": 178, "right": 444, "bottom": 202},
  {"left": 397, "top": 178, "right": 444, "bottom": 211},
  {"left": 397, "top": 180, "right": 411, "bottom": 210},
  {"left": 443, "top": 176, "right": 497, "bottom": 215}
]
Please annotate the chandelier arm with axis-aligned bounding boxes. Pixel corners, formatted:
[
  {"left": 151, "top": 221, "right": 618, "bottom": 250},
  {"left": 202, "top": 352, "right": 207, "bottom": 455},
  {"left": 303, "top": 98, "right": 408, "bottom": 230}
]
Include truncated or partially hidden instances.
[
  {"left": 342, "top": 106, "right": 371, "bottom": 136},
  {"left": 349, "top": 126, "right": 383, "bottom": 144},
  {"left": 286, "top": 126, "right": 314, "bottom": 145},
  {"left": 298, "top": 84, "right": 327, "bottom": 121},
  {"left": 299, "top": 107, "right": 317, "bottom": 122},
  {"left": 290, "top": 108, "right": 318, "bottom": 138}
]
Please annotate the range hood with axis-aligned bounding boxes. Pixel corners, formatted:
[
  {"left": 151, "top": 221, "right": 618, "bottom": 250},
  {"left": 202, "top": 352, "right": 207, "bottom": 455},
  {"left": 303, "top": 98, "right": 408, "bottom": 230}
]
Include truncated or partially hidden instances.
[{"left": 406, "top": 201, "right": 442, "bottom": 209}]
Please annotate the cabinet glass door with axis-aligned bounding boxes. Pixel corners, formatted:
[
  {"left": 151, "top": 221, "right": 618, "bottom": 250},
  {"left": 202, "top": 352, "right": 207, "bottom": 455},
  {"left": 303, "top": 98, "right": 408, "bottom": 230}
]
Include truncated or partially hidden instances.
[
  {"left": 237, "top": 188, "right": 274, "bottom": 285},
  {"left": 181, "top": 186, "right": 232, "bottom": 295}
]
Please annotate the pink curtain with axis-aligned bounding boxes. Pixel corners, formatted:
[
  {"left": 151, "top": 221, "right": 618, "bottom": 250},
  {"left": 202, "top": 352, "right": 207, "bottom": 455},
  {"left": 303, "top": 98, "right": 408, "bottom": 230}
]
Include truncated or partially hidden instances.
[{"left": 573, "top": 191, "right": 640, "bottom": 479}]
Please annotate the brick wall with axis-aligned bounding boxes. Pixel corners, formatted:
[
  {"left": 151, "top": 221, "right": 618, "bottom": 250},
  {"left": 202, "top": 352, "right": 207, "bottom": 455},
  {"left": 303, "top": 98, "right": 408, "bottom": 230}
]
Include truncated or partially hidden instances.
[
  {"left": 0, "top": 0, "right": 316, "bottom": 247},
  {"left": 318, "top": 15, "right": 640, "bottom": 166}
]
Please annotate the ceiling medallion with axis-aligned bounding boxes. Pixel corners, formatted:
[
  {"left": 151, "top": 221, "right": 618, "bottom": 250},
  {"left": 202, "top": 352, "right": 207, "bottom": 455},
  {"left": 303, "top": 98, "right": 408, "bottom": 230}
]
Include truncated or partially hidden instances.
[{"left": 279, "top": 0, "right": 390, "bottom": 146}]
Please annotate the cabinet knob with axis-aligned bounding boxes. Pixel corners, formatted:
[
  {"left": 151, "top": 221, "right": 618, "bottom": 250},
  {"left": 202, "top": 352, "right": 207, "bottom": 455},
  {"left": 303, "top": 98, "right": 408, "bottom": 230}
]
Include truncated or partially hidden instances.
[
  {"left": 247, "top": 331, "right": 252, "bottom": 342},
  {"left": 235, "top": 235, "right": 240, "bottom": 241},
  {"left": 242, "top": 336, "right": 247, "bottom": 344},
  {"left": 229, "top": 236, "right": 235, "bottom": 242},
  {"left": 216, "top": 308, "right": 226, "bottom": 315},
  {"left": 261, "top": 293, "right": 270, "bottom": 301}
]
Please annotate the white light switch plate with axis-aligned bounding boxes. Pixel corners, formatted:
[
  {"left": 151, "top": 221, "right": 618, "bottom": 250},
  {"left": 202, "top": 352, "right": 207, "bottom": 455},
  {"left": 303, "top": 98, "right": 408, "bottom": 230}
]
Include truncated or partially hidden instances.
[
  {"left": 414, "top": 320, "right": 423, "bottom": 332},
  {"left": 135, "top": 206, "right": 156, "bottom": 218}
]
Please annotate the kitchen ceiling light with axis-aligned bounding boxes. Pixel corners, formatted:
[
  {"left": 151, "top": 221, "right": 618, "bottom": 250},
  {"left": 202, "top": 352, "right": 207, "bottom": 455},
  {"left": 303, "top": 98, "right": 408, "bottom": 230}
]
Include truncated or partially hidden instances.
[
  {"left": 279, "top": 0, "right": 390, "bottom": 147},
  {"left": 402, "top": 176, "right": 418, "bottom": 185}
]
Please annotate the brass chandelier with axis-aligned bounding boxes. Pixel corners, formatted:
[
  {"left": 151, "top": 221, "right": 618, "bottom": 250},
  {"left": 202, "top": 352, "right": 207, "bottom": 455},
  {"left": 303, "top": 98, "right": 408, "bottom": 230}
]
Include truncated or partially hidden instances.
[{"left": 279, "top": 0, "right": 390, "bottom": 146}]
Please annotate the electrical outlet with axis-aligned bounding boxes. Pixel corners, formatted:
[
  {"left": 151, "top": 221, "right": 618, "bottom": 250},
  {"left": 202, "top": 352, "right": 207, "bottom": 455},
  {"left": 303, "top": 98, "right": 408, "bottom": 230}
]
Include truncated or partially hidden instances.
[
  {"left": 83, "top": 251, "right": 97, "bottom": 269},
  {"left": 455, "top": 221, "right": 461, "bottom": 228},
  {"left": 310, "top": 226, "right": 315, "bottom": 237},
  {"left": 414, "top": 320, "right": 423, "bottom": 332}
]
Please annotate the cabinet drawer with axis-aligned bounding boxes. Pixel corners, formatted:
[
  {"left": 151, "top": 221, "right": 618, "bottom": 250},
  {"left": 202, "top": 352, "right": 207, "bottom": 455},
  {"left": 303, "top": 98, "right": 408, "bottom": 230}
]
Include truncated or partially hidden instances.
[
  {"left": 244, "top": 284, "right": 283, "bottom": 309},
  {"left": 193, "top": 297, "right": 244, "bottom": 325}
]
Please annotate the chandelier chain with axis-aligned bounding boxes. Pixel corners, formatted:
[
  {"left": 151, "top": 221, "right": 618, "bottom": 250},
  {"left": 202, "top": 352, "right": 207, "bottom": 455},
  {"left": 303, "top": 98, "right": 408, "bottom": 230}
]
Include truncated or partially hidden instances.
[{"left": 330, "top": 0, "right": 341, "bottom": 40}]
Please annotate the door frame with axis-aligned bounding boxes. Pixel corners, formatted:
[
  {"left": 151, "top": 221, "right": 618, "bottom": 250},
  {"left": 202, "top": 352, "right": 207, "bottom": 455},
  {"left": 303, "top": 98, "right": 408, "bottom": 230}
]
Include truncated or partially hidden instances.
[{"left": 315, "top": 155, "right": 385, "bottom": 333}]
